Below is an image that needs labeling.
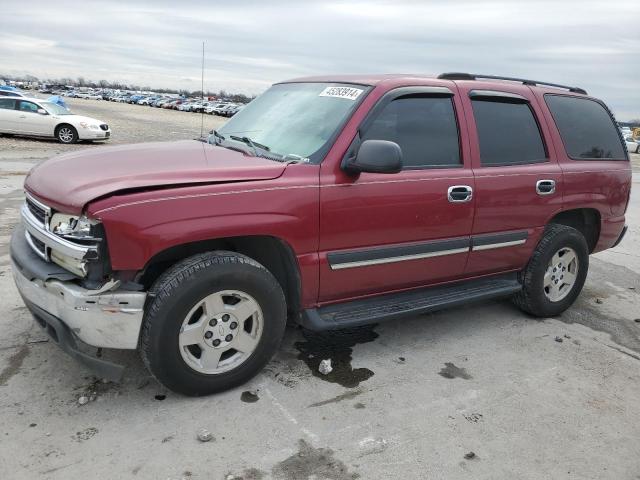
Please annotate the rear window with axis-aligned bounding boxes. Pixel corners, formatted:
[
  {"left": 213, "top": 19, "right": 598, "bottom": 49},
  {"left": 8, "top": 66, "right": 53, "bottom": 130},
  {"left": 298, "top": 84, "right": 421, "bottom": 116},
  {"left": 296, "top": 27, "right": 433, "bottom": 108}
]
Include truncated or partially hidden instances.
[
  {"left": 544, "top": 95, "right": 626, "bottom": 160},
  {"left": 471, "top": 99, "right": 546, "bottom": 166}
]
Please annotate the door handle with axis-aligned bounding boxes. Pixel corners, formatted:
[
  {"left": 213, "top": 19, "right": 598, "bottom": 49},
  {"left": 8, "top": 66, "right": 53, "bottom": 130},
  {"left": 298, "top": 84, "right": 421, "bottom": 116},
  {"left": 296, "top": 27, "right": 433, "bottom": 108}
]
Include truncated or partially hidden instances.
[
  {"left": 448, "top": 185, "right": 473, "bottom": 203},
  {"left": 536, "top": 179, "right": 556, "bottom": 195},
  {"left": 19, "top": 115, "right": 26, "bottom": 118}
]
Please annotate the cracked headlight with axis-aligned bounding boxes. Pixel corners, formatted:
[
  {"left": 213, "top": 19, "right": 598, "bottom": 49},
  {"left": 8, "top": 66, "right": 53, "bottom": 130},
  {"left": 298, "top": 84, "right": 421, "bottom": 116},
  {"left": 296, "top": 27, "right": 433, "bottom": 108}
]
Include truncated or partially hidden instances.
[{"left": 50, "top": 213, "right": 101, "bottom": 241}]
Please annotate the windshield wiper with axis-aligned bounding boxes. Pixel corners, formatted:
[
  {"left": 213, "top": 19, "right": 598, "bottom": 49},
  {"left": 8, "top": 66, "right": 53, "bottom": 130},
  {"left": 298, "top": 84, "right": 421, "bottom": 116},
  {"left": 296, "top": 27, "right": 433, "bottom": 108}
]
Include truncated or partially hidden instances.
[
  {"left": 208, "top": 129, "right": 226, "bottom": 145},
  {"left": 229, "top": 135, "right": 272, "bottom": 156}
]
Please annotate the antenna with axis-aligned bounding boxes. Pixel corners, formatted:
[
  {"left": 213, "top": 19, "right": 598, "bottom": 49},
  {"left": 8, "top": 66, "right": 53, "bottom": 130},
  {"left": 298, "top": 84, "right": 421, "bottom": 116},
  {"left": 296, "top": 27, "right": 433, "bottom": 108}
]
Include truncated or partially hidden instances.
[{"left": 200, "top": 41, "right": 205, "bottom": 139}]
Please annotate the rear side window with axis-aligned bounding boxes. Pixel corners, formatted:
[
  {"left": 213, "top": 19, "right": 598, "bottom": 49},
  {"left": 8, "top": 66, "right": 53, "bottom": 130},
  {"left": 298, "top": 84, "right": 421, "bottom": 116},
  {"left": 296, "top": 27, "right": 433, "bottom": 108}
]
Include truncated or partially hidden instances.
[
  {"left": 544, "top": 95, "right": 626, "bottom": 160},
  {"left": 471, "top": 99, "right": 546, "bottom": 166},
  {"left": 0, "top": 99, "right": 16, "bottom": 110},
  {"left": 362, "top": 96, "right": 461, "bottom": 168}
]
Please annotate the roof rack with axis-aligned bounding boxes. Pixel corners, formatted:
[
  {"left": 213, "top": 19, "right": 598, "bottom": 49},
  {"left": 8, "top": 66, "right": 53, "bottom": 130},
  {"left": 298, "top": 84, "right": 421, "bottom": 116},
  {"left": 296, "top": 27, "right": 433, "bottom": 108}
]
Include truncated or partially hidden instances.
[{"left": 437, "top": 72, "right": 587, "bottom": 95}]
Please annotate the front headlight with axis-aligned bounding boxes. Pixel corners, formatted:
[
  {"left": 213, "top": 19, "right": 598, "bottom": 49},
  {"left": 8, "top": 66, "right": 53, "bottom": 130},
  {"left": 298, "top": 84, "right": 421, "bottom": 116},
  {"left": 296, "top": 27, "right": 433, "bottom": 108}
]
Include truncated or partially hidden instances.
[
  {"left": 51, "top": 213, "right": 101, "bottom": 240},
  {"left": 49, "top": 213, "right": 102, "bottom": 277}
]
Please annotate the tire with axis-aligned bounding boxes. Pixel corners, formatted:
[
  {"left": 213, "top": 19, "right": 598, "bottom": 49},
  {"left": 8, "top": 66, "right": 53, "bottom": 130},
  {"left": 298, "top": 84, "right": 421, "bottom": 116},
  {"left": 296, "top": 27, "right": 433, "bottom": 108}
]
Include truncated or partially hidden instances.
[
  {"left": 513, "top": 224, "right": 589, "bottom": 317},
  {"left": 140, "top": 251, "right": 287, "bottom": 396},
  {"left": 56, "top": 124, "right": 78, "bottom": 144}
]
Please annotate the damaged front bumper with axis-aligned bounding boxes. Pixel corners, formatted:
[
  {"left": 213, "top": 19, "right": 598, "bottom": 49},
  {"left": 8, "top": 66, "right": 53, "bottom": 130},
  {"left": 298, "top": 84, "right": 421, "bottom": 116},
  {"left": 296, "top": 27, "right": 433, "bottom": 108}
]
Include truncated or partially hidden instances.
[{"left": 10, "top": 225, "right": 147, "bottom": 380}]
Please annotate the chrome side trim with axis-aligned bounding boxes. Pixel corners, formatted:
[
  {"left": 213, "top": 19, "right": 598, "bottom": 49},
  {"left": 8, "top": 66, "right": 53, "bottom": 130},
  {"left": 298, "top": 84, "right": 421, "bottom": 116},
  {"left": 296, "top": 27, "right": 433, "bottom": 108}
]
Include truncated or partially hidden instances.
[
  {"left": 471, "top": 239, "right": 527, "bottom": 251},
  {"left": 331, "top": 247, "right": 469, "bottom": 270},
  {"left": 21, "top": 204, "right": 98, "bottom": 261}
]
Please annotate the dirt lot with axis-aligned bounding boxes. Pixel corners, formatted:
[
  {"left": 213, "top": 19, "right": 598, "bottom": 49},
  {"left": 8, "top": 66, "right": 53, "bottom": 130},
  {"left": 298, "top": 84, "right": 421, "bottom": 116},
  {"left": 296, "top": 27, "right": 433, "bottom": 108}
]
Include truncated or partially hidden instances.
[{"left": 1, "top": 99, "right": 640, "bottom": 480}]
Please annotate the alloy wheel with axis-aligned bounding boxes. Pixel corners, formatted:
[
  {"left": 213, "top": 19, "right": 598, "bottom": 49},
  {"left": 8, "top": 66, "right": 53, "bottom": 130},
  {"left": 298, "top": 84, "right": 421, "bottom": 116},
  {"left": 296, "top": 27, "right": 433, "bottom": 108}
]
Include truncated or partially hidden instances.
[
  {"left": 58, "top": 127, "right": 74, "bottom": 143},
  {"left": 543, "top": 247, "right": 579, "bottom": 302},
  {"left": 178, "top": 290, "right": 263, "bottom": 374}
]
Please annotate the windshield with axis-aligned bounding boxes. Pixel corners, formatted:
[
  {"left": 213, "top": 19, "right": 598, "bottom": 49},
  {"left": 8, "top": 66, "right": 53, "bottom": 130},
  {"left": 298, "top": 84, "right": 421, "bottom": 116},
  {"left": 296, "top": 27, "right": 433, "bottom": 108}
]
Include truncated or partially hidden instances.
[
  {"left": 42, "top": 102, "right": 71, "bottom": 115},
  {"left": 216, "top": 82, "right": 368, "bottom": 162}
]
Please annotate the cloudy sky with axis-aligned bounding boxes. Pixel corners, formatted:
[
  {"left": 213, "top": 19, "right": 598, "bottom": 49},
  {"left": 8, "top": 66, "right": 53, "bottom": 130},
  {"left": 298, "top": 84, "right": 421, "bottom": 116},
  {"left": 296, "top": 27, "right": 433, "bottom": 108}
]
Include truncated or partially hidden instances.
[{"left": 2, "top": 0, "right": 639, "bottom": 119}]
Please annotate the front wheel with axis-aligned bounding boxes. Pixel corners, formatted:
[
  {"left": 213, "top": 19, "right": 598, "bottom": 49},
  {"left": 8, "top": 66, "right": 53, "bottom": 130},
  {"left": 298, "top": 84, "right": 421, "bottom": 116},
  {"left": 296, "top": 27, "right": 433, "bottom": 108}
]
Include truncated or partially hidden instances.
[
  {"left": 140, "top": 251, "right": 287, "bottom": 396},
  {"left": 56, "top": 125, "right": 78, "bottom": 144},
  {"left": 513, "top": 224, "right": 589, "bottom": 317}
]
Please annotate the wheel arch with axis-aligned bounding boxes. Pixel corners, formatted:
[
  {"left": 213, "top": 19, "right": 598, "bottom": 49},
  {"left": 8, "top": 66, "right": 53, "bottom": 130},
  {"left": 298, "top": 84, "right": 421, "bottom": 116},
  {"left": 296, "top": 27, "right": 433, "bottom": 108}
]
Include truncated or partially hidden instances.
[
  {"left": 54, "top": 122, "right": 77, "bottom": 136},
  {"left": 547, "top": 208, "right": 601, "bottom": 253},
  {"left": 137, "top": 235, "right": 302, "bottom": 316}
]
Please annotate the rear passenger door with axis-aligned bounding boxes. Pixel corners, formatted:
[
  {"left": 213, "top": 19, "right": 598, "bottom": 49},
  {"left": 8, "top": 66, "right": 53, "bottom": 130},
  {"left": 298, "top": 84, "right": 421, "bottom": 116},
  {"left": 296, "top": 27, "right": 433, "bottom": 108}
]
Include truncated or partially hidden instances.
[
  {"left": 458, "top": 84, "right": 563, "bottom": 276},
  {"left": 0, "top": 98, "right": 19, "bottom": 132}
]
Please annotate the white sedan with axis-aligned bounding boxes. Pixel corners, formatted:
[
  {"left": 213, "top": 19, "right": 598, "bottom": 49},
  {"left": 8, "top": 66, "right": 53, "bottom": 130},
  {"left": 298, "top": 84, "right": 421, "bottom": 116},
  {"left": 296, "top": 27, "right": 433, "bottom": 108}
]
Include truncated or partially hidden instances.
[
  {"left": 0, "top": 97, "right": 110, "bottom": 144},
  {"left": 625, "top": 136, "right": 640, "bottom": 154}
]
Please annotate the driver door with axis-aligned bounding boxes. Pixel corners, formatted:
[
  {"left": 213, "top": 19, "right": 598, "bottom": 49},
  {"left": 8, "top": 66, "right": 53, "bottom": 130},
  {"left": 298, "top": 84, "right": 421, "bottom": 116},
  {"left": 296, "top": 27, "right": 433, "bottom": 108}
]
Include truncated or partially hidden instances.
[
  {"left": 16, "top": 100, "right": 55, "bottom": 136},
  {"left": 318, "top": 87, "right": 475, "bottom": 302}
]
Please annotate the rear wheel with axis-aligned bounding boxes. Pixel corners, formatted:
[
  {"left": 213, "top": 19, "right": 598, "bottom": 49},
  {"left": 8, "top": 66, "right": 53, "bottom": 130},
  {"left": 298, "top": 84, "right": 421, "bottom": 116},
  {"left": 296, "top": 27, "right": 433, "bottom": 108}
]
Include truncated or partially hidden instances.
[
  {"left": 56, "top": 125, "right": 78, "bottom": 144},
  {"left": 140, "top": 251, "right": 287, "bottom": 396},
  {"left": 513, "top": 224, "right": 589, "bottom": 317}
]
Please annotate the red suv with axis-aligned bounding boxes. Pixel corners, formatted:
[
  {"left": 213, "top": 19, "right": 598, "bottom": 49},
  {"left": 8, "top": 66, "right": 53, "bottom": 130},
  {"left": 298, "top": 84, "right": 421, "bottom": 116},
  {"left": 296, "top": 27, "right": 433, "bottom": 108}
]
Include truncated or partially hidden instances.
[{"left": 11, "top": 73, "right": 631, "bottom": 395}]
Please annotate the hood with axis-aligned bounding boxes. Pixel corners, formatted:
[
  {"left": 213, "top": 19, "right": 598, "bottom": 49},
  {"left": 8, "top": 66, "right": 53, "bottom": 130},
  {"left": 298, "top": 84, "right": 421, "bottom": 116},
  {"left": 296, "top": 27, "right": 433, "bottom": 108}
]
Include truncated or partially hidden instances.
[{"left": 25, "top": 140, "right": 287, "bottom": 213}]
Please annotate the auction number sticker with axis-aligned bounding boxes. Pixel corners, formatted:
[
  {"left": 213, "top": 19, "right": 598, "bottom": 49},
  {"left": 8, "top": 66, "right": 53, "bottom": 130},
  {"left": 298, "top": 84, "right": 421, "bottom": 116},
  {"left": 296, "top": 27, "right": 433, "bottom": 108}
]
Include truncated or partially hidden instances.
[{"left": 319, "top": 86, "right": 364, "bottom": 100}]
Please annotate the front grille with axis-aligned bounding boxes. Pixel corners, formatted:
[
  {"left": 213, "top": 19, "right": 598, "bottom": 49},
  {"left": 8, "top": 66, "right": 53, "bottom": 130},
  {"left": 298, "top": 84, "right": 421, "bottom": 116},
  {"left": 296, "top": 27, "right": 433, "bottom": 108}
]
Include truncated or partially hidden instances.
[
  {"left": 99, "top": 124, "right": 109, "bottom": 131},
  {"left": 26, "top": 197, "right": 46, "bottom": 224}
]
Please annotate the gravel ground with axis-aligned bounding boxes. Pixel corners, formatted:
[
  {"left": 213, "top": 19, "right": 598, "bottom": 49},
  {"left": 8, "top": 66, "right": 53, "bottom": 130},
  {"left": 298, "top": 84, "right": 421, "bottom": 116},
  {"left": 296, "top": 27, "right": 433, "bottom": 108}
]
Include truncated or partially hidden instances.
[
  {"left": 1, "top": 100, "right": 640, "bottom": 480},
  {"left": 0, "top": 97, "right": 226, "bottom": 164}
]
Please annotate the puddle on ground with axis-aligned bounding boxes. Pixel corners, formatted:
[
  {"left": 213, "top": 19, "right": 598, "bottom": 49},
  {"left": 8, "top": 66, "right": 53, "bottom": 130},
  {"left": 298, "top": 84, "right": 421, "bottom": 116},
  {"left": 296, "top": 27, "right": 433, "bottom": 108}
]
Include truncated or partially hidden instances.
[
  {"left": 241, "top": 391, "right": 260, "bottom": 403},
  {"left": 558, "top": 258, "right": 640, "bottom": 355},
  {"left": 438, "top": 362, "right": 472, "bottom": 380},
  {"left": 271, "top": 439, "right": 359, "bottom": 480},
  {"left": 294, "top": 326, "right": 378, "bottom": 388},
  {"left": 0, "top": 344, "right": 29, "bottom": 386}
]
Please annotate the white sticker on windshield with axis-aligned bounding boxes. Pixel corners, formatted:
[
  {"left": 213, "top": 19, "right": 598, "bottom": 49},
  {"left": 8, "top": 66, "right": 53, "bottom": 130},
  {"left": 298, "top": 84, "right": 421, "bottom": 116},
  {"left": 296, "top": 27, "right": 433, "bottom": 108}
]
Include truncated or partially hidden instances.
[{"left": 319, "top": 86, "right": 364, "bottom": 100}]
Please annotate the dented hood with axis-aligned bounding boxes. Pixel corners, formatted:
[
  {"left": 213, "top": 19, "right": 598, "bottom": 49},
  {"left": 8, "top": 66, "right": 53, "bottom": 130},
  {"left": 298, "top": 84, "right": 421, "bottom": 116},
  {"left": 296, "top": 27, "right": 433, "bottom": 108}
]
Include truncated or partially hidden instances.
[{"left": 25, "top": 140, "right": 287, "bottom": 213}]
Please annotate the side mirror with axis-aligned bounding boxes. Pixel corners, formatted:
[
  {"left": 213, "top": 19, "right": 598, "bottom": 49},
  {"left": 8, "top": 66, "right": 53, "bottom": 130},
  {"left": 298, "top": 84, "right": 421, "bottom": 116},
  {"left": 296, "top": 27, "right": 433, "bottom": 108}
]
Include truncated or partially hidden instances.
[
  {"left": 37, "top": 108, "right": 48, "bottom": 115},
  {"left": 343, "top": 139, "right": 403, "bottom": 174}
]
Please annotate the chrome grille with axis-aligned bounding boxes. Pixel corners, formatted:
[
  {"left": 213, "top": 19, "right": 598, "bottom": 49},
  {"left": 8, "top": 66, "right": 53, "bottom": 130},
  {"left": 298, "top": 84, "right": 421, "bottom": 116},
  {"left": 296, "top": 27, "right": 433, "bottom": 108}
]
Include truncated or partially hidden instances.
[{"left": 26, "top": 196, "right": 46, "bottom": 224}]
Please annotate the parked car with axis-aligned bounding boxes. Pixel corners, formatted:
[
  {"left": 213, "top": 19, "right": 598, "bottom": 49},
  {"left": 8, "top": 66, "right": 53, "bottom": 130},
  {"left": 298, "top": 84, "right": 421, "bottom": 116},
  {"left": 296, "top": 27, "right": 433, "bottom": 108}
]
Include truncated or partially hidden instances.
[
  {"left": 220, "top": 104, "right": 245, "bottom": 117},
  {"left": 128, "top": 95, "right": 145, "bottom": 104},
  {"left": 212, "top": 102, "right": 233, "bottom": 115},
  {"left": 625, "top": 136, "right": 640, "bottom": 153},
  {"left": 10, "top": 73, "right": 631, "bottom": 396},
  {"left": 0, "top": 96, "right": 110, "bottom": 143},
  {"left": 86, "top": 93, "right": 103, "bottom": 100}
]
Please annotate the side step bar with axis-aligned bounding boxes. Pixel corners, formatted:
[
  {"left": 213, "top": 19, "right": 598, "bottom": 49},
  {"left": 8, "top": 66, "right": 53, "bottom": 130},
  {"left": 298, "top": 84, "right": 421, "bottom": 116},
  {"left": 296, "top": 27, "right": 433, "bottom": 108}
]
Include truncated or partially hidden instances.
[{"left": 300, "top": 273, "right": 522, "bottom": 331}]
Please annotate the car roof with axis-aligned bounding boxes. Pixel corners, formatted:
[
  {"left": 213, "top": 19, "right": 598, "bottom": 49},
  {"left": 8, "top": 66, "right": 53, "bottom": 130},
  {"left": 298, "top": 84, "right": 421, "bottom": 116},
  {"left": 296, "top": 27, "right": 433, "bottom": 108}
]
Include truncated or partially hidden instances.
[
  {"left": 9, "top": 96, "right": 43, "bottom": 103},
  {"left": 281, "top": 73, "right": 588, "bottom": 95}
]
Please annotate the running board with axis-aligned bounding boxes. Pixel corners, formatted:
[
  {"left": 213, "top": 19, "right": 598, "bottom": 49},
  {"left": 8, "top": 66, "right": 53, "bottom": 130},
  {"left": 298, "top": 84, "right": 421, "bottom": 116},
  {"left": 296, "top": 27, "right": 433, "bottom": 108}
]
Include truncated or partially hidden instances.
[{"left": 300, "top": 273, "right": 522, "bottom": 331}]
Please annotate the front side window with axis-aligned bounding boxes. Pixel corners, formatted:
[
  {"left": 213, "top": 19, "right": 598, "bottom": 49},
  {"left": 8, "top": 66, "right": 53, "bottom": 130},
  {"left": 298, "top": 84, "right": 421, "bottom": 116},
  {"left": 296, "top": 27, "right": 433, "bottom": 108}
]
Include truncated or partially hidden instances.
[
  {"left": 362, "top": 96, "right": 461, "bottom": 168},
  {"left": 0, "top": 98, "right": 16, "bottom": 110},
  {"left": 18, "top": 101, "right": 39, "bottom": 113},
  {"left": 472, "top": 98, "right": 546, "bottom": 166},
  {"left": 544, "top": 95, "right": 626, "bottom": 160},
  {"left": 217, "top": 82, "right": 368, "bottom": 162}
]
